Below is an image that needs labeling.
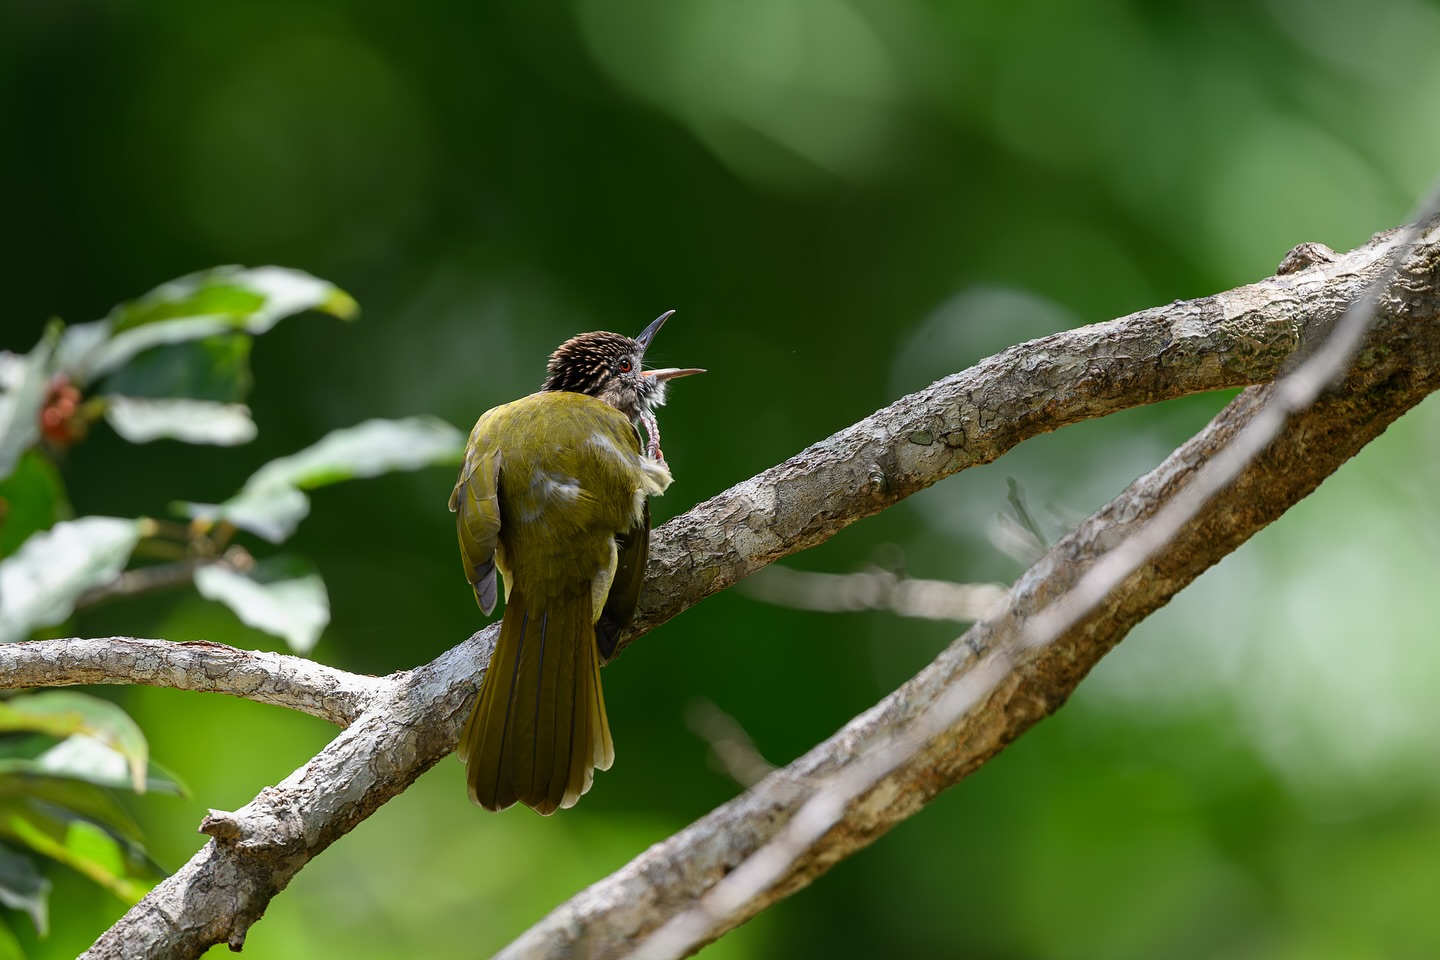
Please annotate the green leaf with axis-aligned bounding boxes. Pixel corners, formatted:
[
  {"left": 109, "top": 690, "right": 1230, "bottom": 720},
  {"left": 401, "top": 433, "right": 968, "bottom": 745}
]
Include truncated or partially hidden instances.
[
  {"left": 60, "top": 316, "right": 238, "bottom": 384},
  {"left": 0, "top": 517, "right": 143, "bottom": 644},
  {"left": 97, "top": 334, "right": 253, "bottom": 403},
  {"left": 0, "top": 329, "right": 59, "bottom": 484},
  {"left": 183, "top": 416, "right": 465, "bottom": 542},
  {"left": 58, "top": 266, "right": 357, "bottom": 384},
  {"left": 0, "top": 802, "right": 152, "bottom": 904},
  {"left": 108, "top": 265, "right": 358, "bottom": 333},
  {"left": 103, "top": 397, "right": 257, "bottom": 446},
  {"left": 0, "top": 737, "right": 186, "bottom": 798},
  {"left": 0, "top": 773, "right": 143, "bottom": 847},
  {"left": 194, "top": 556, "right": 330, "bottom": 653},
  {"left": 0, "top": 449, "right": 71, "bottom": 558},
  {"left": 0, "top": 842, "right": 49, "bottom": 937},
  {"left": 247, "top": 415, "right": 465, "bottom": 490},
  {"left": 184, "top": 485, "right": 309, "bottom": 545},
  {"left": 0, "top": 693, "right": 148, "bottom": 793}
]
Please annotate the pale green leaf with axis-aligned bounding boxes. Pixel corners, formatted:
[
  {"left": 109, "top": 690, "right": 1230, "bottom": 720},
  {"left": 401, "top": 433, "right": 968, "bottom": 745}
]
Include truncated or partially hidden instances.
[
  {"left": 183, "top": 484, "right": 309, "bottom": 544},
  {"left": 0, "top": 773, "right": 143, "bottom": 845},
  {"left": 22, "top": 736, "right": 185, "bottom": 796},
  {"left": 0, "top": 693, "right": 148, "bottom": 793},
  {"left": 194, "top": 557, "right": 330, "bottom": 653},
  {"left": 183, "top": 416, "right": 464, "bottom": 542},
  {"left": 104, "top": 396, "right": 257, "bottom": 445},
  {"left": 0, "top": 518, "right": 143, "bottom": 644},
  {"left": 247, "top": 416, "right": 464, "bottom": 490},
  {"left": 0, "top": 329, "right": 58, "bottom": 483},
  {"left": 0, "top": 807, "right": 151, "bottom": 904},
  {"left": 68, "top": 317, "right": 236, "bottom": 383},
  {"left": 59, "top": 266, "right": 358, "bottom": 383}
]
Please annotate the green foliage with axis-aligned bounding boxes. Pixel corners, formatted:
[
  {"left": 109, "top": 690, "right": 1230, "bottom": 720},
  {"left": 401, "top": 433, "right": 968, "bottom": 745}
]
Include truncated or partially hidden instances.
[
  {"left": 0, "top": 269, "right": 462, "bottom": 950},
  {"left": 0, "top": 690, "right": 181, "bottom": 936}
]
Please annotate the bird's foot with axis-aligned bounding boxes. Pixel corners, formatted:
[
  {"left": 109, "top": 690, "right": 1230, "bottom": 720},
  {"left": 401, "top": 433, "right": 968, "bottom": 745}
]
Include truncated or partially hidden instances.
[{"left": 640, "top": 410, "right": 664, "bottom": 460}]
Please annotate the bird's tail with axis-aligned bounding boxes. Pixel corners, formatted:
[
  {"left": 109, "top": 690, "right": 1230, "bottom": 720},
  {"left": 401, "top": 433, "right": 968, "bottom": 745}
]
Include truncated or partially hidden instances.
[{"left": 460, "top": 587, "right": 615, "bottom": 815}]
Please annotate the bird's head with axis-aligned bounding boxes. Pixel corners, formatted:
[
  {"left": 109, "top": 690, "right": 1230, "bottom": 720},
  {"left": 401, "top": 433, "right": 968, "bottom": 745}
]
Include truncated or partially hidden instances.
[{"left": 542, "top": 310, "right": 703, "bottom": 422}]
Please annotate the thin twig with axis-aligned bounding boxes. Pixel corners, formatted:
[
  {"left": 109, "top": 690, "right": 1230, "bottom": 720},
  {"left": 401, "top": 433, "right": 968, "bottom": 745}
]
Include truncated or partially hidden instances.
[
  {"left": 684, "top": 699, "right": 778, "bottom": 788},
  {"left": 0, "top": 637, "right": 385, "bottom": 726},
  {"left": 741, "top": 565, "right": 1006, "bottom": 622}
]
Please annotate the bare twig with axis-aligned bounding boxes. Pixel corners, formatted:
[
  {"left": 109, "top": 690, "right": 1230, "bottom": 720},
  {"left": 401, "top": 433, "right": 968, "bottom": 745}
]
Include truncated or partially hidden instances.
[
  {"left": 684, "top": 699, "right": 778, "bottom": 788},
  {"left": 75, "top": 559, "right": 210, "bottom": 609},
  {"left": 0, "top": 637, "right": 384, "bottom": 727},
  {"left": 741, "top": 564, "right": 1006, "bottom": 622}
]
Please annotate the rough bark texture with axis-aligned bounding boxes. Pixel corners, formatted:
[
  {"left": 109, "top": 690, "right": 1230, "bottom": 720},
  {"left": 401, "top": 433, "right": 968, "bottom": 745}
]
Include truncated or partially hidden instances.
[
  {"left": 0, "top": 637, "right": 383, "bottom": 726},
  {"left": 625, "top": 224, "right": 1414, "bottom": 639},
  {"left": 504, "top": 263, "right": 1440, "bottom": 958},
  {"left": 3, "top": 222, "right": 1428, "bottom": 957}
]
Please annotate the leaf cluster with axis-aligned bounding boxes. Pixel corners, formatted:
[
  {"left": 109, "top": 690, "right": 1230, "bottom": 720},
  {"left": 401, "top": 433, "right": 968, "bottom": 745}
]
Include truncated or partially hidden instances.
[{"left": 0, "top": 269, "right": 463, "bottom": 951}]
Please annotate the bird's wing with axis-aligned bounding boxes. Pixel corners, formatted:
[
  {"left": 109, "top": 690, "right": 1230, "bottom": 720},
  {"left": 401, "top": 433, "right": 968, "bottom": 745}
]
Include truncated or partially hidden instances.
[
  {"left": 451, "top": 438, "right": 504, "bottom": 616},
  {"left": 595, "top": 499, "right": 649, "bottom": 662}
]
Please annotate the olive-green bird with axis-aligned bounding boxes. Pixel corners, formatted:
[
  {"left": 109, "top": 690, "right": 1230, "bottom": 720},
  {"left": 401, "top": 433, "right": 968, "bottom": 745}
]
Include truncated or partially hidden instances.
[{"left": 450, "top": 311, "right": 702, "bottom": 814}]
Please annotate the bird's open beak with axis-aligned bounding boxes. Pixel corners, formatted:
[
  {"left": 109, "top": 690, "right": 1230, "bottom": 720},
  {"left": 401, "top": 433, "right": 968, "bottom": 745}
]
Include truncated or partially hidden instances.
[
  {"left": 642, "top": 366, "right": 705, "bottom": 381},
  {"left": 636, "top": 309, "right": 704, "bottom": 380},
  {"left": 635, "top": 309, "right": 676, "bottom": 353}
]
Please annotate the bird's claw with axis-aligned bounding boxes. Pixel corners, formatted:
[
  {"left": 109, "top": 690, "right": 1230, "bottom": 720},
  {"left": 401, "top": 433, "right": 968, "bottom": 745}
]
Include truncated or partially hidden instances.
[{"left": 640, "top": 410, "right": 664, "bottom": 461}]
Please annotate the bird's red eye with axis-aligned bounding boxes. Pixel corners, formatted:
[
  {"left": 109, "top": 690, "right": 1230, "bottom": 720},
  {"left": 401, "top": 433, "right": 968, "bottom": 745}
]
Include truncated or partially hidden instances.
[{"left": 618, "top": 358, "right": 633, "bottom": 373}]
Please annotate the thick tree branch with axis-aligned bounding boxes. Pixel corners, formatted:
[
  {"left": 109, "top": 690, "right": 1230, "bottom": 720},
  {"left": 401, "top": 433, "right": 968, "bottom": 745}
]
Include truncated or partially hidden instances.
[
  {"left": 82, "top": 635, "right": 493, "bottom": 957},
  {"left": 61, "top": 221, "right": 1437, "bottom": 957},
  {"left": 510, "top": 223, "right": 1440, "bottom": 959},
  {"left": 624, "top": 223, "right": 1417, "bottom": 640},
  {"left": 0, "top": 637, "right": 384, "bottom": 726}
]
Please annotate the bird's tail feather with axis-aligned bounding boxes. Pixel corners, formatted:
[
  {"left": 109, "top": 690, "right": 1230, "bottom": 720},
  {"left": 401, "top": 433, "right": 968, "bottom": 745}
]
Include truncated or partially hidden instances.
[{"left": 461, "top": 588, "right": 613, "bottom": 815}]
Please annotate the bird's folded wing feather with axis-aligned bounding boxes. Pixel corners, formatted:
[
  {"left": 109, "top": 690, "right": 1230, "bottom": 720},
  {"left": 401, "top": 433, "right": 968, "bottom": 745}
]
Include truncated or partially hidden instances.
[{"left": 451, "top": 443, "right": 503, "bottom": 615}]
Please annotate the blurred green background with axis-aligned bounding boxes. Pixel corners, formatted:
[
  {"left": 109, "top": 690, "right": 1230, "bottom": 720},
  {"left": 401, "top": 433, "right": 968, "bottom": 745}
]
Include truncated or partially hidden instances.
[{"left": 6, "top": 0, "right": 1440, "bottom": 956}]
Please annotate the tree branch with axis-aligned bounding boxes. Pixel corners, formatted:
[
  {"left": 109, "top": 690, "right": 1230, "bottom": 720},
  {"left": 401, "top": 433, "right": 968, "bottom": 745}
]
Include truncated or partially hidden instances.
[
  {"left": 508, "top": 221, "right": 1440, "bottom": 959},
  {"left": 0, "top": 637, "right": 385, "bottom": 727},
  {"left": 82, "top": 635, "right": 492, "bottom": 957},
  {"left": 623, "top": 222, "right": 1419, "bottom": 641},
  {"left": 63, "top": 221, "right": 1437, "bottom": 957},
  {"left": 740, "top": 564, "right": 1007, "bottom": 621}
]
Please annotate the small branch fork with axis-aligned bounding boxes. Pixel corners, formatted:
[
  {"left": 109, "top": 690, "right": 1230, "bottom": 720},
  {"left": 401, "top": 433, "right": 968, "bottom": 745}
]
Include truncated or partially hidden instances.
[{"left": 2, "top": 220, "right": 1433, "bottom": 958}]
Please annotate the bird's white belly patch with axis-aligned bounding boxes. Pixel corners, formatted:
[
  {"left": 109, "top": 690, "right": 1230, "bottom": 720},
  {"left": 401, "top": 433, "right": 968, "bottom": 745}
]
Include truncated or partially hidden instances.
[
  {"left": 586, "top": 432, "right": 628, "bottom": 464},
  {"left": 540, "top": 473, "right": 583, "bottom": 503}
]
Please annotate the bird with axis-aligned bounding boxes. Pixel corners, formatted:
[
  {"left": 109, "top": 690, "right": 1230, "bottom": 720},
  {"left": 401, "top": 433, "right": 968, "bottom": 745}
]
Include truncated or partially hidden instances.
[{"left": 449, "top": 310, "right": 702, "bottom": 814}]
